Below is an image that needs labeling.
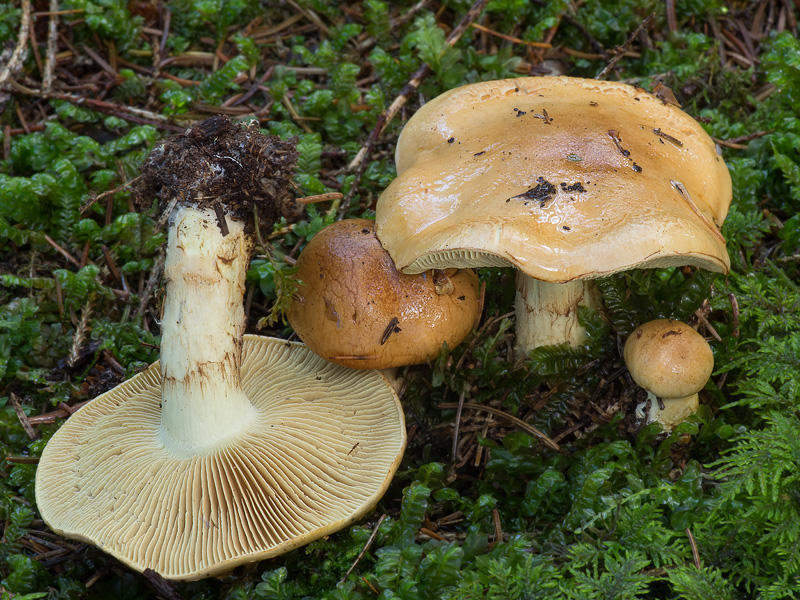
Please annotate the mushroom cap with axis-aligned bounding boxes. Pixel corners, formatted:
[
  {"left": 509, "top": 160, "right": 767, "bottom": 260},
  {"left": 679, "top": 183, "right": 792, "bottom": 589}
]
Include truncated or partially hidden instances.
[
  {"left": 375, "top": 76, "right": 732, "bottom": 280},
  {"left": 35, "top": 335, "right": 406, "bottom": 580},
  {"left": 624, "top": 319, "right": 714, "bottom": 399},
  {"left": 286, "top": 219, "right": 481, "bottom": 369}
]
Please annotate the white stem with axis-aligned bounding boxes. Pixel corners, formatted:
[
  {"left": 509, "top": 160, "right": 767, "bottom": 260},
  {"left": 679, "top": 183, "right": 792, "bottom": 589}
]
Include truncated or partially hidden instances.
[
  {"left": 640, "top": 391, "right": 699, "bottom": 432},
  {"left": 513, "top": 273, "right": 600, "bottom": 359},
  {"left": 160, "top": 205, "right": 256, "bottom": 454},
  {"left": 379, "top": 367, "right": 403, "bottom": 396}
]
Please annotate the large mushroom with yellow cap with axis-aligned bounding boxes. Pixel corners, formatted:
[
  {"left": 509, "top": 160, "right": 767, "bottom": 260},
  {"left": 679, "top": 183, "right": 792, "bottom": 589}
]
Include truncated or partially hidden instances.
[
  {"left": 375, "top": 76, "right": 732, "bottom": 359},
  {"left": 35, "top": 118, "right": 406, "bottom": 581},
  {"left": 286, "top": 218, "right": 481, "bottom": 372}
]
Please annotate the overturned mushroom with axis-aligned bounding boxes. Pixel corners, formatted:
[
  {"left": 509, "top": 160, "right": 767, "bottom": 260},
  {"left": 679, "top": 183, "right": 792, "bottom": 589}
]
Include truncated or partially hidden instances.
[
  {"left": 375, "top": 77, "right": 732, "bottom": 360},
  {"left": 286, "top": 219, "right": 481, "bottom": 372},
  {"left": 624, "top": 319, "right": 714, "bottom": 431},
  {"left": 36, "top": 118, "right": 406, "bottom": 580}
]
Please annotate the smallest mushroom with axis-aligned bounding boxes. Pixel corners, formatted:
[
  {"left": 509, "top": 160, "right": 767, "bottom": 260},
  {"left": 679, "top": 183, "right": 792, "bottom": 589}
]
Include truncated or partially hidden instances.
[
  {"left": 624, "top": 319, "right": 714, "bottom": 432},
  {"left": 286, "top": 219, "right": 481, "bottom": 375}
]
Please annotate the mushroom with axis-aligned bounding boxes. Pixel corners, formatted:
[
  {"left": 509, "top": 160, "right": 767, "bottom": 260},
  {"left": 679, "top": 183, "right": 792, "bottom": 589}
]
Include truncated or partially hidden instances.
[
  {"left": 286, "top": 219, "right": 481, "bottom": 378},
  {"left": 375, "top": 77, "right": 732, "bottom": 360},
  {"left": 35, "top": 118, "right": 406, "bottom": 580},
  {"left": 624, "top": 319, "right": 714, "bottom": 431}
]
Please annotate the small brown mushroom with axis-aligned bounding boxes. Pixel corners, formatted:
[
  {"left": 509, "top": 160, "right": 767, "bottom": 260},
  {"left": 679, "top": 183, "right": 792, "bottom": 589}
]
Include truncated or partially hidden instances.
[
  {"left": 624, "top": 319, "right": 714, "bottom": 431},
  {"left": 286, "top": 219, "right": 481, "bottom": 371}
]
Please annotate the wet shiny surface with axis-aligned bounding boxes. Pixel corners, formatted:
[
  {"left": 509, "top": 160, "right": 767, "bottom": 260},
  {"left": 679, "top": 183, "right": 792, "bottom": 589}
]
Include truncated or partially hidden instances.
[
  {"left": 287, "top": 219, "right": 481, "bottom": 369},
  {"left": 376, "top": 76, "right": 732, "bottom": 280},
  {"left": 624, "top": 319, "right": 714, "bottom": 399}
]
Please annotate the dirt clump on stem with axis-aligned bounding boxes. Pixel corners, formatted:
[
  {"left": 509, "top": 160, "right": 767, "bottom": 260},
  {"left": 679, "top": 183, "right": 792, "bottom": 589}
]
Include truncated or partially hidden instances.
[{"left": 131, "top": 115, "right": 300, "bottom": 231}]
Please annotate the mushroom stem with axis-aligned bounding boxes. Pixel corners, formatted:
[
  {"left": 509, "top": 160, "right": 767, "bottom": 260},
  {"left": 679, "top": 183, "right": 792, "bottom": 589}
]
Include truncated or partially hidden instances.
[
  {"left": 639, "top": 391, "right": 699, "bottom": 431},
  {"left": 379, "top": 367, "right": 404, "bottom": 395},
  {"left": 513, "top": 273, "right": 600, "bottom": 359},
  {"left": 160, "top": 204, "right": 256, "bottom": 453}
]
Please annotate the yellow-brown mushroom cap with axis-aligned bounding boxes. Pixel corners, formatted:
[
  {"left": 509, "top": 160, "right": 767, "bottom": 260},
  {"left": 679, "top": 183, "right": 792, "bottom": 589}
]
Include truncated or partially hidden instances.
[
  {"left": 35, "top": 336, "right": 406, "bottom": 580},
  {"left": 624, "top": 319, "right": 714, "bottom": 399},
  {"left": 376, "top": 76, "right": 732, "bottom": 280},
  {"left": 286, "top": 219, "right": 481, "bottom": 369}
]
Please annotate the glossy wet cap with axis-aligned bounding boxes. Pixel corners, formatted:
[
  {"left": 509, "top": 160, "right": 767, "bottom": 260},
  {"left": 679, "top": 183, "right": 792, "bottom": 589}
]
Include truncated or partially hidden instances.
[
  {"left": 35, "top": 336, "right": 406, "bottom": 580},
  {"left": 376, "top": 76, "right": 732, "bottom": 280},
  {"left": 624, "top": 319, "right": 714, "bottom": 399},
  {"left": 286, "top": 219, "right": 481, "bottom": 369}
]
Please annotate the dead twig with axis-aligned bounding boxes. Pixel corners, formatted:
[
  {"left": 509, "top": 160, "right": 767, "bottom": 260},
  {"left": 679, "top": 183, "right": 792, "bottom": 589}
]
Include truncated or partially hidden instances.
[
  {"left": 283, "top": 0, "right": 330, "bottom": 37},
  {"left": 361, "top": 576, "right": 380, "bottom": 596},
  {"left": 281, "top": 93, "right": 313, "bottom": 134},
  {"left": 9, "top": 83, "right": 187, "bottom": 132},
  {"left": 158, "top": 7, "right": 171, "bottom": 71},
  {"left": 473, "top": 419, "right": 491, "bottom": 467},
  {"left": 80, "top": 174, "right": 144, "bottom": 214},
  {"left": 712, "top": 138, "right": 747, "bottom": 150},
  {"left": 81, "top": 43, "right": 117, "bottom": 77},
  {"left": 229, "top": 66, "right": 274, "bottom": 107},
  {"left": 526, "top": 0, "right": 606, "bottom": 55},
  {"left": 665, "top": 0, "right": 678, "bottom": 33},
  {"left": 469, "top": 23, "right": 552, "bottom": 48},
  {"left": 134, "top": 245, "right": 166, "bottom": 322},
  {"left": 729, "top": 292, "right": 740, "bottom": 338},
  {"left": 687, "top": 527, "right": 702, "bottom": 569},
  {"left": 390, "top": 0, "right": 430, "bottom": 28},
  {"left": 492, "top": 508, "right": 503, "bottom": 544},
  {"left": 438, "top": 401, "right": 560, "bottom": 452},
  {"left": 10, "top": 393, "right": 40, "bottom": 440},
  {"left": 339, "top": 514, "right": 386, "bottom": 585},
  {"left": 694, "top": 308, "right": 723, "bottom": 343},
  {"left": 0, "top": 0, "right": 31, "bottom": 89},
  {"left": 596, "top": 13, "right": 654, "bottom": 80},
  {"left": 451, "top": 385, "right": 469, "bottom": 462},
  {"left": 295, "top": 192, "right": 343, "bottom": 205},
  {"left": 28, "top": 401, "right": 92, "bottom": 425},
  {"left": 42, "top": 0, "right": 60, "bottom": 91},
  {"left": 43, "top": 233, "right": 81, "bottom": 268},
  {"left": 84, "top": 564, "right": 110, "bottom": 589},
  {"left": 713, "top": 129, "right": 774, "bottom": 150},
  {"left": 455, "top": 311, "right": 515, "bottom": 372},
  {"left": 419, "top": 526, "right": 446, "bottom": 541},
  {"left": 6, "top": 455, "right": 39, "bottom": 464}
]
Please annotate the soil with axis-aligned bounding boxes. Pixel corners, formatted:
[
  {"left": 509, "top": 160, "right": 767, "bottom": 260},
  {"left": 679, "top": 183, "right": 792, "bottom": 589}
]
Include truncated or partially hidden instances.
[{"left": 131, "top": 115, "right": 300, "bottom": 232}]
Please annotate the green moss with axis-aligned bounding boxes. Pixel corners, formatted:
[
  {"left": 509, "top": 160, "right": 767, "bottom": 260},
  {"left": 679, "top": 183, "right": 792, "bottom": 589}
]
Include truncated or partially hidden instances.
[{"left": 1, "top": 1, "right": 799, "bottom": 597}]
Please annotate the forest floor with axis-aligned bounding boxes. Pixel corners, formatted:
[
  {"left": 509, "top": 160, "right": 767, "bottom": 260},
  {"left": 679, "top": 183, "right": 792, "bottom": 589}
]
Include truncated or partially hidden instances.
[{"left": 2, "top": 0, "right": 800, "bottom": 598}]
